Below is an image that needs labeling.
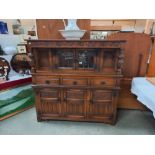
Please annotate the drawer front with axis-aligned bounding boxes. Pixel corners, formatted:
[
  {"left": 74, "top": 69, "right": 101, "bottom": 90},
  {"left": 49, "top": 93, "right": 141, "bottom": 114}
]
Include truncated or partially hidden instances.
[
  {"left": 91, "top": 78, "right": 116, "bottom": 87},
  {"left": 62, "top": 78, "right": 88, "bottom": 86},
  {"left": 35, "top": 76, "right": 59, "bottom": 85}
]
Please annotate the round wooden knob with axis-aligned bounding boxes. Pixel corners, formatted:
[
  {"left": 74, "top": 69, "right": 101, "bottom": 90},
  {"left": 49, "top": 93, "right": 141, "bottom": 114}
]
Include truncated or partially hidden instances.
[
  {"left": 101, "top": 81, "right": 106, "bottom": 85},
  {"left": 73, "top": 81, "right": 77, "bottom": 85}
]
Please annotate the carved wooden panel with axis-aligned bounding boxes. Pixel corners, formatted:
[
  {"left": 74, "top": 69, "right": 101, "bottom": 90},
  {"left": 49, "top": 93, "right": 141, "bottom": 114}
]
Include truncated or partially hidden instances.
[
  {"left": 88, "top": 90, "right": 113, "bottom": 119},
  {"left": 28, "top": 40, "right": 125, "bottom": 49},
  {"left": 38, "top": 88, "right": 61, "bottom": 116},
  {"left": 64, "top": 89, "right": 86, "bottom": 118}
]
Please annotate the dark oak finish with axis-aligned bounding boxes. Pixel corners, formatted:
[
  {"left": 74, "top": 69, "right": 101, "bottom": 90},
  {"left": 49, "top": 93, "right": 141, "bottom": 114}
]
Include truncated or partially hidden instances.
[{"left": 28, "top": 40, "right": 125, "bottom": 124}]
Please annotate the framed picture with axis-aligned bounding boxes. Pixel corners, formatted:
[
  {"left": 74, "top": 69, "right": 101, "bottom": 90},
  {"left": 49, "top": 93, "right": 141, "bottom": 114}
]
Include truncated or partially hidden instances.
[
  {"left": 17, "top": 44, "right": 27, "bottom": 53},
  {"left": 0, "top": 21, "right": 8, "bottom": 34},
  {"left": 12, "top": 19, "right": 24, "bottom": 35}
]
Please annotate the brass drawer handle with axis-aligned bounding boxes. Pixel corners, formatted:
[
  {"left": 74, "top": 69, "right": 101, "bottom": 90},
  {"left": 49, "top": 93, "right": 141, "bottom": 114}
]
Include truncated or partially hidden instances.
[
  {"left": 57, "top": 97, "right": 61, "bottom": 102},
  {"left": 73, "top": 81, "right": 77, "bottom": 85},
  {"left": 63, "top": 97, "right": 67, "bottom": 102},
  {"left": 45, "top": 80, "right": 50, "bottom": 84}
]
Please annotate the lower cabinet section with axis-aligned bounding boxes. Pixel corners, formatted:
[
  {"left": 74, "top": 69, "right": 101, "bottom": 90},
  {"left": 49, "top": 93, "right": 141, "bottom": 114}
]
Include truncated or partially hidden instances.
[{"left": 33, "top": 86, "right": 118, "bottom": 124}]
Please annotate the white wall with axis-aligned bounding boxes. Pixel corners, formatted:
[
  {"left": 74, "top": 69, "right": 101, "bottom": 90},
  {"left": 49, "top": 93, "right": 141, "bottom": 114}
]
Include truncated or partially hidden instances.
[
  {"left": 90, "top": 19, "right": 148, "bottom": 33},
  {"left": 0, "top": 19, "right": 38, "bottom": 42}
]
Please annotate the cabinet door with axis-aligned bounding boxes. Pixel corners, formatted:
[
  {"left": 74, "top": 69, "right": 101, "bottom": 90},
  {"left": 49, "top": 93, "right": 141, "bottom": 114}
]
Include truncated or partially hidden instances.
[
  {"left": 36, "top": 88, "right": 62, "bottom": 117},
  {"left": 64, "top": 89, "right": 86, "bottom": 119},
  {"left": 54, "top": 49, "right": 75, "bottom": 70},
  {"left": 88, "top": 90, "right": 114, "bottom": 121},
  {"left": 76, "top": 49, "right": 98, "bottom": 71}
]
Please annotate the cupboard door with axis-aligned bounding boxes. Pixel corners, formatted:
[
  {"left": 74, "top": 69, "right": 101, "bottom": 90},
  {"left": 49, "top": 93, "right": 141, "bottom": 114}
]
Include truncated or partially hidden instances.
[
  {"left": 88, "top": 90, "right": 114, "bottom": 120},
  {"left": 76, "top": 49, "right": 98, "bottom": 70},
  {"left": 64, "top": 89, "right": 86, "bottom": 119},
  {"left": 36, "top": 88, "right": 62, "bottom": 117},
  {"left": 54, "top": 49, "right": 75, "bottom": 69}
]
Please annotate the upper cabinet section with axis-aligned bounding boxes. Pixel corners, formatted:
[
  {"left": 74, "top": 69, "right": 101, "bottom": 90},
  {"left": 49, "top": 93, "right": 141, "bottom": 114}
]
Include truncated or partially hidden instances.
[
  {"left": 28, "top": 40, "right": 125, "bottom": 75},
  {"left": 53, "top": 48, "right": 98, "bottom": 71}
]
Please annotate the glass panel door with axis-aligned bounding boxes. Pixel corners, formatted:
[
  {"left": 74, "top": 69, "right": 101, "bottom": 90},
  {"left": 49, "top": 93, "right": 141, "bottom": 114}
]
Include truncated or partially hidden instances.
[
  {"left": 53, "top": 48, "right": 98, "bottom": 71},
  {"left": 54, "top": 49, "right": 74, "bottom": 69},
  {"left": 76, "top": 49, "right": 98, "bottom": 70}
]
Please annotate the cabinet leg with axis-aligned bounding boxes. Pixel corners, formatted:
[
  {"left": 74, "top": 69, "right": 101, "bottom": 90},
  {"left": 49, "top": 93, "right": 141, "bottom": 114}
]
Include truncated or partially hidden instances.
[
  {"left": 37, "top": 116, "right": 42, "bottom": 122},
  {"left": 111, "top": 115, "right": 117, "bottom": 125}
]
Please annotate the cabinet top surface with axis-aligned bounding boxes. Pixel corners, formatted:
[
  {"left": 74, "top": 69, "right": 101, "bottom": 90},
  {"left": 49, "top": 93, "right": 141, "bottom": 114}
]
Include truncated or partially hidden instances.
[
  {"left": 27, "top": 39, "right": 126, "bottom": 42},
  {"left": 27, "top": 39, "right": 126, "bottom": 49}
]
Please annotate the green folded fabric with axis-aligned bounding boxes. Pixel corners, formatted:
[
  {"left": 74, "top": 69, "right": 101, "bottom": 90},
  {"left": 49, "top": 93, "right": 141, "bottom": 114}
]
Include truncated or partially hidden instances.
[
  {"left": 0, "top": 86, "right": 34, "bottom": 108},
  {"left": 0, "top": 95, "right": 34, "bottom": 118}
]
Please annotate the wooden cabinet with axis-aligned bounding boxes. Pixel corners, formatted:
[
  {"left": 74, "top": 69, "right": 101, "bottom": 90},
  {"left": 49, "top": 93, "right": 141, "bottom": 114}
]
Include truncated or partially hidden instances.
[{"left": 28, "top": 40, "right": 125, "bottom": 124}]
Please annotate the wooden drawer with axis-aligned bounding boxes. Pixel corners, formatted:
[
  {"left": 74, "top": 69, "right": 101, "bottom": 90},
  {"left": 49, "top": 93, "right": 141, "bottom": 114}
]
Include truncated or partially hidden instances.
[
  {"left": 91, "top": 78, "right": 116, "bottom": 87},
  {"left": 62, "top": 78, "right": 88, "bottom": 86},
  {"left": 35, "top": 76, "right": 59, "bottom": 85}
]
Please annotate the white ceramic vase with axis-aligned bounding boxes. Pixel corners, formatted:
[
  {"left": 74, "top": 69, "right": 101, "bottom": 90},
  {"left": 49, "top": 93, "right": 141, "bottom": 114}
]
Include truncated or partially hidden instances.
[{"left": 59, "top": 19, "right": 86, "bottom": 40}]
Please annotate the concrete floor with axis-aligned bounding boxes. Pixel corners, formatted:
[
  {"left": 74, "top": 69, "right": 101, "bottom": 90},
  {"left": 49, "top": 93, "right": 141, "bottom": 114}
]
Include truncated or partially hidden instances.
[{"left": 0, "top": 108, "right": 155, "bottom": 135}]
